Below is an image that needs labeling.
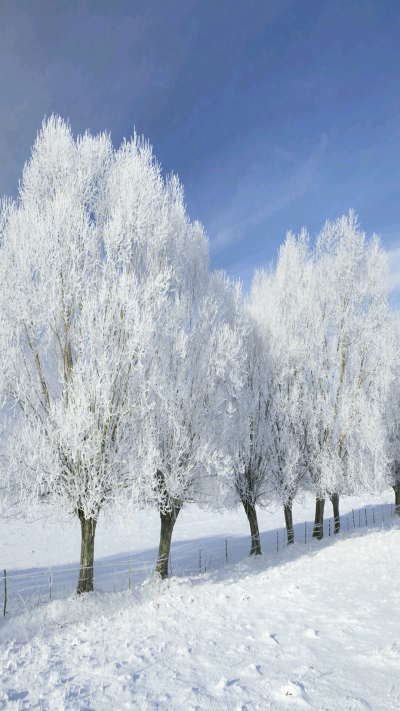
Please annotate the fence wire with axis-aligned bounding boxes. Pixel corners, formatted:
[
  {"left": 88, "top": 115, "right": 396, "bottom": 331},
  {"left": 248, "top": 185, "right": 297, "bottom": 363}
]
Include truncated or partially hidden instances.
[{"left": 2, "top": 501, "right": 398, "bottom": 617}]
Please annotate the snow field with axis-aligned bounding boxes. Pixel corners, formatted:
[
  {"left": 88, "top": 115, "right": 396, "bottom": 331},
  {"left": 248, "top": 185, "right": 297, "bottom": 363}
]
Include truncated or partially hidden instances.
[
  {"left": 0, "top": 496, "right": 395, "bottom": 613},
  {"left": 1, "top": 507, "right": 400, "bottom": 709}
]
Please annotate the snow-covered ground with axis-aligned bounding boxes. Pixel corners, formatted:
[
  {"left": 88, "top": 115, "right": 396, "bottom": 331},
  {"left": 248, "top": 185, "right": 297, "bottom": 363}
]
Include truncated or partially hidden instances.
[{"left": 1, "top": 493, "right": 400, "bottom": 709}]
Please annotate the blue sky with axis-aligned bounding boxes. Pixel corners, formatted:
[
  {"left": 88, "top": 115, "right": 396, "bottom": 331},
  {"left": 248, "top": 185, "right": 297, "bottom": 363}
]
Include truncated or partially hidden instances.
[{"left": 1, "top": 0, "right": 400, "bottom": 296}]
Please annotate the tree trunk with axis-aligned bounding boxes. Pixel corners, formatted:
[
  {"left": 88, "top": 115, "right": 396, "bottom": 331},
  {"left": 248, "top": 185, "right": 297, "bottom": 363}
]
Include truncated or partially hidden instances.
[
  {"left": 330, "top": 493, "right": 340, "bottom": 533},
  {"left": 77, "top": 510, "right": 97, "bottom": 594},
  {"left": 312, "top": 498, "right": 325, "bottom": 540},
  {"left": 242, "top": 499, "right": 262, "bottom": 555},
  {"left": 155, "top": 505, "right": 181, "bottom": 579},
  {"left": 284, "top": 501, "right": 294, "bottom": 544},
  {"left": 393, "top": 485, "right": 400, "bottom": 516}
]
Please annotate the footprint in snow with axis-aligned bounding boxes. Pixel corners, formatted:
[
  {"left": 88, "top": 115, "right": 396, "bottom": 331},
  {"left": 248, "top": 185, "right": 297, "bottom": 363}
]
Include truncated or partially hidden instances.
[
  {"left": 214, "top": 677, "right": 241, "bottom": 694},
  {"left": 304, "top": 629, "right": 319, "bottom": 639},
  {"left": 273, "top": 682, "right": 315, "bottom": 709},
  {"left": 263, "top": 632, "right": 279, "bottom": 645}
]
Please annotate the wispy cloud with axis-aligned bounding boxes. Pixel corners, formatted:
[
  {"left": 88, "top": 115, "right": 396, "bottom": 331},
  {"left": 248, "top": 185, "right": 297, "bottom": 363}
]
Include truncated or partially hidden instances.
[{"left": 209, "top": 135, "right": 326, "bottom": 255}]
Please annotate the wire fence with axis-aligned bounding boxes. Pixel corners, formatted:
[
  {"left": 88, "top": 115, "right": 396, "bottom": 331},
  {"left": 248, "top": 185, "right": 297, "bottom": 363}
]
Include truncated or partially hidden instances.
[{"left": 2, "top": 501, "right": 398, "bottom": 618}]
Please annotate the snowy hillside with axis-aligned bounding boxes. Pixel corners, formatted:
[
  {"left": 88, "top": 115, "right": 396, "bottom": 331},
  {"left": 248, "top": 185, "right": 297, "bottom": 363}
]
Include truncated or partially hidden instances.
[{"left": 1, "top": 496, "right": 400, "bottom": 710}]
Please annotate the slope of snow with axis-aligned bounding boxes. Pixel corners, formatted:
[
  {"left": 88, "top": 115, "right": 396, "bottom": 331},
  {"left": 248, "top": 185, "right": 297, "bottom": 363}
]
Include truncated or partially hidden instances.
[
  {"left": 1, "top": 517, "right": 400, "bottom": 710},
  {"left": 0, "top": 494, "right": 395, "bottom": 609}
]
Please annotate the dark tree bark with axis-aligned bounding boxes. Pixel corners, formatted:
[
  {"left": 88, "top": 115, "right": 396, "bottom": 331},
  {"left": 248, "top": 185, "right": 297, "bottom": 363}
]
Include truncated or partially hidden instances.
[
  {"left": 312, "top": 498, "right": 325, "bottom": 540},
  {"left": 330, "top": 493, "right": 340, "bottom": 533},
  {"left": 242, "top": 499, "right": 262, "bottom": 555},
  {"left": 155, "top": 505, "right": 181, "bottom": 579},
  {"left": 284, "top": 501, "right": 294, "bottom": 544},
  {"left": 77, "top": 510, "right": 97, "bottom": 594},
  {"left": 393, "top": 484, "right": 400, "bottom": 516}
]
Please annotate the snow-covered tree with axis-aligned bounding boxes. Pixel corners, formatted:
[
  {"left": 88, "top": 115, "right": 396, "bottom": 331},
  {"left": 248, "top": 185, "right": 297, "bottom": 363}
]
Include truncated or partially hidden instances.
[
  {"left": 247, "top": 237, "right": 312, "bottom": 545},
  {"left": 226, "top": 276, "right": 306, "bottom": 553},
  {"left": 306, "top": 213, "right": 395, "bottom": 536},
  {"left": 226, "top": 324, "right": 268, "bottom": 556},
  {"left": 0, "top": 116, "right": 203, "bottom": 592},
  {"left": 384, "top": 317, "right": 400, "bottom": 516},
  {"left": 143, "top": 269, "right": 246, "bottom": 578},
  {"left": 386, "top": 396, "right": 400, "bottom": 516},
  {"left": 250, "top": 213, "right": 395, "bottom": 540}
]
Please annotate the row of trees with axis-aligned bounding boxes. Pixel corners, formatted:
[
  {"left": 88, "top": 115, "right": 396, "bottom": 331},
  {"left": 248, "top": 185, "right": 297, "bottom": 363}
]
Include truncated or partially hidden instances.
[
  {"left": 0, "top": 117, "right": 399, "bottom": 593},
  {"left": 243, "top": 216, "right": 398, "bottom": 547}
]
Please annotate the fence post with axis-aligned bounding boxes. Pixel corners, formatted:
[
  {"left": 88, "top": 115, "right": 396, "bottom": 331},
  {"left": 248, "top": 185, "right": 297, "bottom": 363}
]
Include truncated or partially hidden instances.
[
  {"left": 329, "top": 520, "right": 331, "bottom": 536},
  {"left": 382, "top": 505, "right": 384, "bottom": 522},
  {"left": 372, "top": 508, "right": 375, "bottom": 525},
  {"left": 199, "top": 550, "right": 201, "bottom": 575},
  {"left": 3, "top": 568, "right": 7, "bottom": 617},
  {"left": 3, "top": 570, "right": 7, "bottom": 617},
  {"left": 347, "top": 517, "right": 349, "bottom": 532},
  {"left": 352, "top": 509, "right": 355, "bottom": 528},
  {"left": 225, "top": 539, "right": 228, "bottom": 565}
]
